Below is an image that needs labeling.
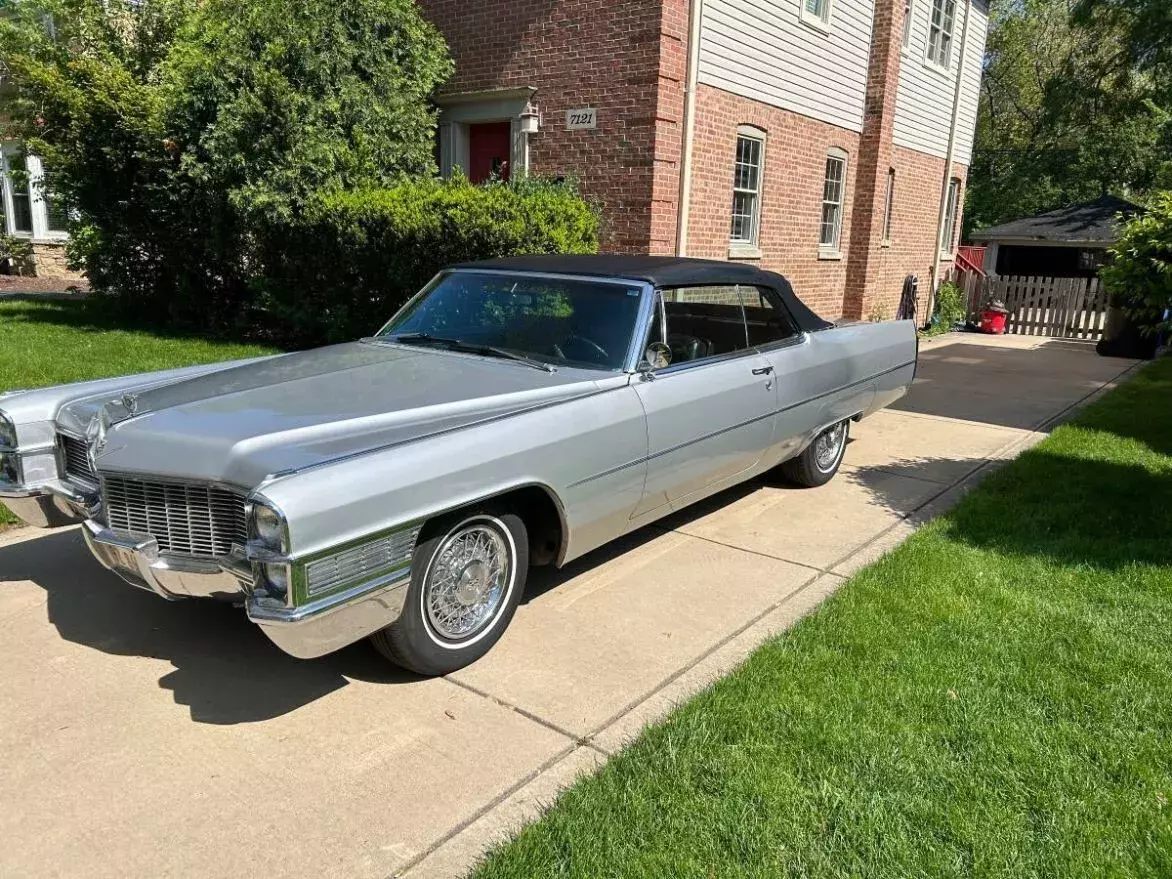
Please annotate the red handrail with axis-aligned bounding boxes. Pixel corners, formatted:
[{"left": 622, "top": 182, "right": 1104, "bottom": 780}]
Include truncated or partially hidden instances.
[{"left": 956, "top": 245, "right": 987, "bottom": 275}]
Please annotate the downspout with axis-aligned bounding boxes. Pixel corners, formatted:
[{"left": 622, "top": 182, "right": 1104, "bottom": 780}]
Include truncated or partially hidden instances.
[
  {"left": 675, "top": 0, "right": 704, "bottom": 257},
  {"left": 927, "top": 0, "right": 972, "bottom": 321}
]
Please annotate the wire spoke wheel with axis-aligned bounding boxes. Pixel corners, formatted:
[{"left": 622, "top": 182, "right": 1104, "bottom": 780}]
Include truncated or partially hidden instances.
[
  {"left": 424, "top": 522, "right": 512, "bottom": 642},
  {"left": 814, "top": 422, "right": 847, "bottom": 473}
]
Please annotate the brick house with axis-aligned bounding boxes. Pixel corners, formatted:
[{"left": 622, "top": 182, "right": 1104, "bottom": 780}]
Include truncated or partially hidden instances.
[{"left": 418, "top": 0, "right": 989, "bottom": 322}]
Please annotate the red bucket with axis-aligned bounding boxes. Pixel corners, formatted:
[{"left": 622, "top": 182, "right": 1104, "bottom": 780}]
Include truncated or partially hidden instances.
[{"left": 979, "top": 308, "right": 1007, "bottom": 335}]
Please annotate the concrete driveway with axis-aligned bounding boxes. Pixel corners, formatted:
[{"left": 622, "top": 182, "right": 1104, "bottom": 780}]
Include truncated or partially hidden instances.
[{"left": 0, "top": 334, "right": 1141, "bottom": 879}]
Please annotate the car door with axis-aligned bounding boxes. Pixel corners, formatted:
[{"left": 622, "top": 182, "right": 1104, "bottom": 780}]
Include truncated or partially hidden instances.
[
  {"left": 631, "top": 285, "right": 778, "bottom": 519},
  {"left": 745, "top": 285, "right": 874, "bottom": 468}
]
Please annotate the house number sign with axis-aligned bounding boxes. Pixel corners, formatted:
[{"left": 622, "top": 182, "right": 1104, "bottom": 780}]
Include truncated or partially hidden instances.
[{"left": 565, "top": 108, "right": 598, "bottom": 130}]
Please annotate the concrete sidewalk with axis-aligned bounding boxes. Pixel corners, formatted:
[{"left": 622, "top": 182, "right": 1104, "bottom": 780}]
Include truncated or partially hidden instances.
[{"left": 0, "top": 334, "right": 1142, "bottom": 879}]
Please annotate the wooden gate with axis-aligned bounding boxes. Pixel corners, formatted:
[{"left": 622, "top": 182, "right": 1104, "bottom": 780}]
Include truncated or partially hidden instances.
[{"left": 977, "top": 275, "right": 1108, "bottom": 339}]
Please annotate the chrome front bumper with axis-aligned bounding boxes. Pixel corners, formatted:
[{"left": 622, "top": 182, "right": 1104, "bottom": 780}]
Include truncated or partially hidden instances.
[
  {"left": 81, "top": 520, "right": 411, "bottom": 660},
  {"left": 247, "top": 571, "right": 411, "bottom": 660},
  {"left": 1, "top": 480, "right": 92, "bottom": 528},
  {"left": 82, "top": 519, "right": 248, "bottom": 601}
]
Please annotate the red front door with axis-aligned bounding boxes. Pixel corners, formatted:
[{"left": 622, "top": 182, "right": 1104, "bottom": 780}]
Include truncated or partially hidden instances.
[{"left": 468, "top": 121, "right": 512, "bottom": 183}]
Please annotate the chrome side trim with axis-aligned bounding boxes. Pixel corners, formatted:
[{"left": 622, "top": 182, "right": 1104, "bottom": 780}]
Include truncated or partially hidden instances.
[
  {"left": 567, "top": 359, "right": 918, "bottom": 488},
  {"left": 303, "top": 525, "right": 420, "bottom": 599},
  {"left": 654, "top": 345, "right": 761, "bottom": 377},
  {"left": 624, "top": 282, "right": 659, "bottom": 372},
  {"left": 771, "top": 360, "right": 917, "bottom": 417},
  {"left": 753, "top": 331, "right": 811, "bottom": 355}
]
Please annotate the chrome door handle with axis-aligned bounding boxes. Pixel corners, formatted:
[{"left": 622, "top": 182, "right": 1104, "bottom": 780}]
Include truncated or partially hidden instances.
[{"left": 752, "top": 366, "right": 774, "bottom": 375}]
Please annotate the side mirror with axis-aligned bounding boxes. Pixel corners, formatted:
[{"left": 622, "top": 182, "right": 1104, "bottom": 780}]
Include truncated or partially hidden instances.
[{"left": 642, "top": 341, "right": 671, "bottom": 371}]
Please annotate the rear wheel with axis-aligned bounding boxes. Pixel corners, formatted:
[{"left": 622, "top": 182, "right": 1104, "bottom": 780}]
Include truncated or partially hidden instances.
[
  {"left": 780, "top": 419, "right": 849, "bottom": 487},
  {"left": 370, "top": 507, "right": 528, "bottom": 675}
]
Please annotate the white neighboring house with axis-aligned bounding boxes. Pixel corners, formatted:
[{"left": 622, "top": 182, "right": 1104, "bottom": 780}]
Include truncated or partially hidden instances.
[{"left": 0, "top": 142, "right": 75, "bottom": 280}]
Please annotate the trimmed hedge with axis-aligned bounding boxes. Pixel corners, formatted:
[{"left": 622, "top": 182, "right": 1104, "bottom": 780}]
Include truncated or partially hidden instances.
[{"left": 257, "top": 175, "right": 600, "bottom": 345}]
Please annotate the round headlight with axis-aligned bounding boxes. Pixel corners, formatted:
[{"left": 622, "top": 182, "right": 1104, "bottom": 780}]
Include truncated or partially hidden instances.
[
  {"left": 251, "top": 503, "right": 285, "bottom": 549},
  {"left": 262, "top": 563, "right": 289, "bottom": 597},
  {"left": 0, "top": 414, "right": 17, "bottom": 450}
]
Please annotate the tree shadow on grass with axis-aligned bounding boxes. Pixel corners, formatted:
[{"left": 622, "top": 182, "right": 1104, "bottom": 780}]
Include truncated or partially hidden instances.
[
  {"left": 1060, "top": 364, "right": 1172, "bottom": 457},
  {"left": 0, "top": 296, "right": 291, "bottom": 350},
  {"left": 848, "top": 447, "right": 1172, "bottom": 572}
]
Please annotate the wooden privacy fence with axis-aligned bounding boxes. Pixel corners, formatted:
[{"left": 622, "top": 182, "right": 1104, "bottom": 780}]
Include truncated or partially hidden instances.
[{"left": 962, "top": 274, "right": 1109, "bottom": 340}]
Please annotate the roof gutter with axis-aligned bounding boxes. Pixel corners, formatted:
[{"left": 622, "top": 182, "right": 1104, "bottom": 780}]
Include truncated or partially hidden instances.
[
  {"left": 928, "top": 0, "right": 973, "bottom": 315},
  {"left": 970, "top": 236, "right": 1108, "bottom": 246},
  {"left": 675, "top": 0, "right": 704, "bottom": 257}
]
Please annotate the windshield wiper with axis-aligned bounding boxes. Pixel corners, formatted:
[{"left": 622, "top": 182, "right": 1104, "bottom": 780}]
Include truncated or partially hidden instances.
[{"left": 388, "top": 333, "right": 556, "bottom": 373}]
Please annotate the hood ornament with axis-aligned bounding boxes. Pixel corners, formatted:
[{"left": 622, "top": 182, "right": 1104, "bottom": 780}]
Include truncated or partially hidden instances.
[
  {"left": 85, "top": 410, "right": 110, "bottom": 475},
  {"left": 120, "top": 393, "right": 140, "bottom": 415}
]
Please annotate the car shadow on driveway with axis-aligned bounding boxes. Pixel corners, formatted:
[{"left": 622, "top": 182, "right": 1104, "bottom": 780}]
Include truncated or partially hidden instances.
[
  {"left": 0, "top": 447, "right": 971, "bottom": 725},
  {"left": 0, "top": 528, "right": 419, "bottom": 725}
]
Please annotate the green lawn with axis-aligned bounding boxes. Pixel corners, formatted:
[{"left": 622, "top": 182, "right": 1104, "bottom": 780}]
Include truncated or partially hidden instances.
[
  {"left": 1, "top": 298, "right": 276, "bottom": 527},
  {"left": 474, "top": 357, "right": 1172, "bottom": 878}
]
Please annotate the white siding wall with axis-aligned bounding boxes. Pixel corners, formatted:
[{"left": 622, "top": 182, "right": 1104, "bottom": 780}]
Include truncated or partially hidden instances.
[
  {"left": 698, "top": 0, "right": 876, "bottom": 133},
  {"left": 892, "top": 0, "right": 989, "bottom": 164}
]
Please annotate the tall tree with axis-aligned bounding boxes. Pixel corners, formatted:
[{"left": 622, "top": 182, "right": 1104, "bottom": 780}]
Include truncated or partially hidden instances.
[
  {"left": 1075, "top": 0, "right": 1172, "bottom": 75},
  {"left": 967, "top": 0, "right": 1171, "bottom": 233},
  {"left": 0, "top": 0, "right": 452, "bottom": 328}
]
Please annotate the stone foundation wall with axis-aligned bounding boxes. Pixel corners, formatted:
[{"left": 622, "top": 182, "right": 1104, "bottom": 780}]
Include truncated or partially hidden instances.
[{"left": 30, "top": 243, "right": 84, "bottom": 282}]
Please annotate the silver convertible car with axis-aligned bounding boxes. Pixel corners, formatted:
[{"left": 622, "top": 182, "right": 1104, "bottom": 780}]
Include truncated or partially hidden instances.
[{"left": 0, "top": 256, "right": 916, "bottom": 674}]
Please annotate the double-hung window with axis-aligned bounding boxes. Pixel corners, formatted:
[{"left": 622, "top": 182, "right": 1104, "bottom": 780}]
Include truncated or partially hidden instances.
[
  {"left": 926, "top": 0, "right": 957, "bottom": 68},
  {"left": 730, "top": 128, "right": 765, "bottom": 252},
  {"left": 0, "top": 146, "right": 69, "bottom": 239},
  {"left": 1, "top": 150, "right": 34, "bottom": 236},
  {"left": 941, "top": 177, "right": 961, "bottom": 254},
  {"left": 819, "top": 149, "right": 848, "bottom": 255},
  {"left": 801, "top": 0, "right": 832, "bottom": 30},
  {"left": 41, "top": 170, "right": 69, "bottom": 234}
]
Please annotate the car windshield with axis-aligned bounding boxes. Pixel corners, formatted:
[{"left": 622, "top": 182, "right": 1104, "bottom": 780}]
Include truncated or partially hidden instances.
[{"left": 376, "top": 271, "right": 644, "bottom": 371}]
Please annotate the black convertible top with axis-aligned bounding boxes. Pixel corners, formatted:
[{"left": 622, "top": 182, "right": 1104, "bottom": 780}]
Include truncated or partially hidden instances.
[{"left": 455, "top": 254, "right": 835, "bottom": 333}]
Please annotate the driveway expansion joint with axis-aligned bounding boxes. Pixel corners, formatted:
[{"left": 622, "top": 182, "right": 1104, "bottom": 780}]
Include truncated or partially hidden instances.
[
  {"left": 654, "top": 525, "right": 832, "bottom": 576},
  {"left": 442, "top": 675, "right": 583, "bottom": 745},
  {"left": 387, "top": 740, "right": 586, "bottom": 879},
  {"left": 580, "top": 568, "right": 829, "bottom": 745}
]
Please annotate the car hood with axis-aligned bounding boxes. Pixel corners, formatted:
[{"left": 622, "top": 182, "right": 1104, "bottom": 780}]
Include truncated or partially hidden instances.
[{"left": 65, "top": 341, "right": 613, "bottom": 487}]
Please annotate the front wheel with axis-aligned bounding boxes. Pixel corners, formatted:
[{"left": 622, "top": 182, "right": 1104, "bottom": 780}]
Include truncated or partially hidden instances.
[
  {"left": 370, "top": 507, "right": 528, "bottom": 675},
  {"left": 779, "top": 419, "right": 850, "bottom": 487}
]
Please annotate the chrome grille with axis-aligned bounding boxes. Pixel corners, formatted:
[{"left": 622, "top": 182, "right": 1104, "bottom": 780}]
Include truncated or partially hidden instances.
[
  {"left": 102, "top": 475, "right": 247, "bottom": 557},
  {"left": 304, "top": 526, "right": 420, "bottom": 597},
  {"left": 60, "top": 434, "right": 95, "bottom": 483}
]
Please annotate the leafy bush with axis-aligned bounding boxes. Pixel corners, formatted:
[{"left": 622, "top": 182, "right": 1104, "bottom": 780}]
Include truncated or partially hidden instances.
[
  {"left": 0, "top": 0, "right": 452, "bottom": 333},
  {"left": 1101, "top": 191, "right": 1172, "bottom": 335},
  {"left": 924, "top": 280, "right": 966, "bottom": 336},
  {"left": 0, "top": 235, "right": 35, "bottom": 275},
  {"left": 256, "top": 175, "right": 601, "bottom": 345}
]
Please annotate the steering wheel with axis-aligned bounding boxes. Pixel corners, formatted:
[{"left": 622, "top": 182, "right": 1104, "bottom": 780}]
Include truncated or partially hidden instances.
[{"left": 553, "top": 334, "right": 610, "bottom": 365}]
